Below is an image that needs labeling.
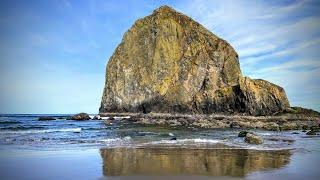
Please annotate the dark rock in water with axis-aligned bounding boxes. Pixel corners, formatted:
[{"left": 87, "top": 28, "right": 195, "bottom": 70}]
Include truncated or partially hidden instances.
[
  {"left": 306, "top": 131, "right": 317, "bottom": 135},
  {"left": 57, "top": 117, "right": 65, "bottom": 119},
  {"left": 292, "top": 132, "right": 299, "bottom": 134},
  {"left": 305, "top": 126, "right": 320, "bottom": 136},
  {"left": 310, "top": 126, "right": 320, "bottom": 131},
  {"left": 170, "top": 137, "right": 177, "bottom": 141},
  {"left": 38, "top": 116, "right": 56, "bottom": 121},
  {"left": 302, "top": 125, "right": 309, "bottom": 130},
  {"left": 267, "top": 138, "right": 294, "bottom": 143},
  {"left": 245, "top": 133, "right": 263, "bottom": 144},
  {"left": 238, "top": 131, "right": 248, "bottom": 137},
  {"left": 230, "top": 122, "right": 241, "bottom": 128},
  {"left": 68, "top": 113, "right": 91, "bottom": 120},
  {"left": 99, "top": 5, "right": 290, "bottom": 115},
  {"left": 302, "top": 130, "right": 307, "bottom": 132}
]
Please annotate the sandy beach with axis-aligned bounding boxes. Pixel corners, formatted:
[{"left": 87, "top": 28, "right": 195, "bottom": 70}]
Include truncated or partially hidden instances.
[
  {"left": 1, "top": 114, "right": 320, "bottom": 179},
  {"left": 1, "top": 143, "right": 320, "bottom": 180}
]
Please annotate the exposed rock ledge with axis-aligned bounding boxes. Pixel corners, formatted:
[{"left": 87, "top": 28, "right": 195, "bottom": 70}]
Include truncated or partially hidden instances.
[{"left": 100, "top": 108, "right": 320, "bottom": 131}]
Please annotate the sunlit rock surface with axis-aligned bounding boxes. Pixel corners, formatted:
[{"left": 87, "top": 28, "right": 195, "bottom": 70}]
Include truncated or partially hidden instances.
[{"left": 100, "top": 6, "right": 290, "bottom": 115}]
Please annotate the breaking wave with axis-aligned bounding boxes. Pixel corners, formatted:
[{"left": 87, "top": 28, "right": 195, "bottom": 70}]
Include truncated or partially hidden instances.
[{"left": 0, "top": 128, "right": 82, "bottom": 134}]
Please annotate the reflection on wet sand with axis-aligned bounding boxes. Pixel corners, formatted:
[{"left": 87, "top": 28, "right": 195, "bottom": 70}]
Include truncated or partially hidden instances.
[{"left": 100, "top": 148, "right": 291, "bottom": 177}]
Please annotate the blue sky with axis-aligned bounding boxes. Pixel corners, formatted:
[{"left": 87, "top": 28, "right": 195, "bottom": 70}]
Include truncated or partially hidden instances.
[{"left": 0, "top": 0, "right": 319, "bottom": 114}]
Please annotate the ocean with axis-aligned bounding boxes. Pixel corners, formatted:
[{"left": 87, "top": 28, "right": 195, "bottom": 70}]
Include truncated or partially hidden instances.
[{"left": 0, "top": 114, "right": 319, "bottom": 179}]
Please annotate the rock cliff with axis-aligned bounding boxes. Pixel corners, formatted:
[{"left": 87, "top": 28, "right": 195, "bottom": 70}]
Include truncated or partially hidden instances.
[{"left": 100, "top": 6, "right": 290, "bottom": 115}]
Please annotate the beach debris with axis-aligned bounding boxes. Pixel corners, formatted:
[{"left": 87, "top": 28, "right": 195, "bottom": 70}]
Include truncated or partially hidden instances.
[
  {"left": 245, "top": 133, "right": 263, "bottom": 144},
  {"left": 170, "top": 137, "right": 177, "bottom": 141}
]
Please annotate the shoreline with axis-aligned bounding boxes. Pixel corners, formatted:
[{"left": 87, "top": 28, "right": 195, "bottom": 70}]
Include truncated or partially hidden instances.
[{"left": 99, "top": 112, "right": 320, "bottom": 131}]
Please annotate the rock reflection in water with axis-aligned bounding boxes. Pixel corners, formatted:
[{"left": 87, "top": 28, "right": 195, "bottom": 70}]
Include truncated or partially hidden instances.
[{"left": 100, "top": 148, "right": 291, "bottom": 177}]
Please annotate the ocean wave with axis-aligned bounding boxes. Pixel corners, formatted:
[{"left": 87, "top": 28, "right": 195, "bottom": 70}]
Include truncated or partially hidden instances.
[
  {"left": 0, "top": 126, "right": 45, "bottom": 131},
  {"left": 114, "top": 116, "right": 130, "bottom": 120},
  {"left": 99, "top": 136, "right": 132, "bottom": 144},
  {"left": 256, "top": 132, "right": 272, "bottom": 136},
  {"left": 83, "top": 127, "right": 106, "bottom": 131},
  {"left": 0, "top": 128, "right": 82, "bottom": 134},
  {"left": 0, "top": 121, "right": 21, "bottom": 124},
  {"left": 137, "top": 131, "right": 160, "bottom": 136}
]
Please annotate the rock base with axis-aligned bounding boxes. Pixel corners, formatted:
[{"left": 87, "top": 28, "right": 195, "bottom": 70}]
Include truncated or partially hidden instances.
[{"left": 99, "top": 112, "right": 319, "bottom": 131}]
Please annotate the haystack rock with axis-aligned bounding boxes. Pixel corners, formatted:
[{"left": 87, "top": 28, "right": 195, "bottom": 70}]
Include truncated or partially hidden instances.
[{"left": 100, "top": 6, "right": 290, "bottom": 115}]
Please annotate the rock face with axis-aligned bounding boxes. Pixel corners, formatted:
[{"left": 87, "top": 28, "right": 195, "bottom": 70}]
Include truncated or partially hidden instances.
[
  {"left": 245, "top": 133, "right": 263, "bottom": 144},
  {"left": 69, "top": 113, "right": 91, "bottom": 120},
  {"left": 100, "top": 6, "right": 290, "bottom": 115}
]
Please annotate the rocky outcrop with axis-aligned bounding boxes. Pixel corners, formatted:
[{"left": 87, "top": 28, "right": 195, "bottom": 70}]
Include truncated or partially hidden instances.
[
  {"left": 100, "top": 5, "right": 290, "bottom": 115},
  {"left": 238, "top": 131, "right": 248, "bottom": 137},
  {"left": 101, "top": 112, "right": 320, "bottom": 130},
  {"left": 245, "top": 133, "right": 263, "bottom": 144},
  {"left": 68, "top": 113, "right": 91, "bottom": 120}
]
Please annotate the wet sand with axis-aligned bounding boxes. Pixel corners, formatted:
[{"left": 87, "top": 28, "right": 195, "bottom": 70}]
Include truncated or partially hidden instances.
[
  {"left": 100, "top": 148, "right": 291, "bottom": 177},
  {"left": 1, "top": 114, "right": 319, "bottom": 180},
  {"left": 1, "top": 143, "right": 320, "bottom": 180}
]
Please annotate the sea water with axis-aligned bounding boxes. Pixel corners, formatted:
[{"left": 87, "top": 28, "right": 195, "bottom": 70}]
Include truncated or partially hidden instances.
[{"left": 0, "top": 114, "right": 320, "bottom": 179}]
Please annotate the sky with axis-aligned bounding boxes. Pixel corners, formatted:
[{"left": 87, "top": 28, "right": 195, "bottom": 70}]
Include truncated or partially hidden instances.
[{"left": 0, "top": 0, "right": 319, "bottom": 114}]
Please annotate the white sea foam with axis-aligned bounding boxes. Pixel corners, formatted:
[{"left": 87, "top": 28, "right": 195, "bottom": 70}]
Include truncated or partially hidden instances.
[
  {"left": 257, "top": 132, "right": 272, "bottom": 136},
  {"left": 138, "top": 131, "right": 159, "bottom": 135},
  {"left": 114, "top": 116, "right": 131, "bottom": 120},
  {"left": 146, "top": 138, "right": 221, "bottom": 145},
  {"left": 99, "top": 136, "right": 132, "bottom": 144},
  {"left": 0, "top": 128, "right": 82, "bottom": 134}
]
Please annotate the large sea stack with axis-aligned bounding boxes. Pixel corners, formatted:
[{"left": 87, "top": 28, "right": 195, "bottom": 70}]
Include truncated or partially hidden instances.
[{"left": 100, "top": 6, "right": 290, "bottom": 115}]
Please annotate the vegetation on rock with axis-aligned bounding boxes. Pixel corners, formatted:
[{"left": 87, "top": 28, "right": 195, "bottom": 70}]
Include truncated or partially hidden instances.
[{"left": 100, "top": 5, "right": 291, "bottom": 115}]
